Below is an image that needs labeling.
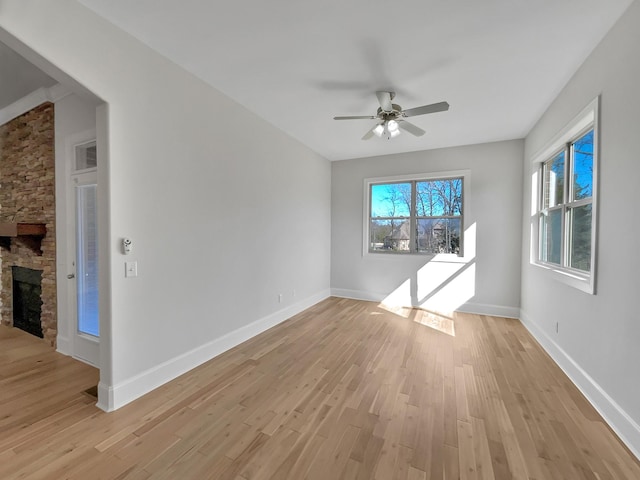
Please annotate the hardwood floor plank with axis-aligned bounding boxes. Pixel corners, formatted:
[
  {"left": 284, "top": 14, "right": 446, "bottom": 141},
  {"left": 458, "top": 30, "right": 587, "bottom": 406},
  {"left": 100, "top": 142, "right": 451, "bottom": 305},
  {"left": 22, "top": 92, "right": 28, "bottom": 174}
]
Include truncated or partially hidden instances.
[
  {"left": 268, "top": 432, "right": 325, "bottom": 479},
  {"left": 1, "top": 299, "right": 639, "bottom": 479},
  {"left": 443, "top": 443, "right": 461, "bottom": 480},
  {"left": 237, "top": 427, "right": 300, "bottom": 480},
  {"left": 470, "top": 416, "right": 496, "bottom": 480},
  {"left": 457, "top": 419, "right": 478, "bottom": 480}
]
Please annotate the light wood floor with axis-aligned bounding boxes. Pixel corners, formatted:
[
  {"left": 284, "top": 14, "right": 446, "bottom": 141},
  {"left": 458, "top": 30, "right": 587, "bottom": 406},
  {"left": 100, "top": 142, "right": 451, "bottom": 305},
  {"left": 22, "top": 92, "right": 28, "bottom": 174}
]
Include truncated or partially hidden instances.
[{"left": 1, "top": 297, "right": 639, "bottom": 479}]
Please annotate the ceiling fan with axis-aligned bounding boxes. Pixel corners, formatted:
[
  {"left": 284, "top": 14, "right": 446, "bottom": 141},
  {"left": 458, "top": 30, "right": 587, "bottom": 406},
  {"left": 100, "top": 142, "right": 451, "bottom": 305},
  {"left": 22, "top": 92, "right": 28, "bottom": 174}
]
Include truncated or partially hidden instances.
[{"left": 333, "top": 91, "right": 449, "bottom": 140}]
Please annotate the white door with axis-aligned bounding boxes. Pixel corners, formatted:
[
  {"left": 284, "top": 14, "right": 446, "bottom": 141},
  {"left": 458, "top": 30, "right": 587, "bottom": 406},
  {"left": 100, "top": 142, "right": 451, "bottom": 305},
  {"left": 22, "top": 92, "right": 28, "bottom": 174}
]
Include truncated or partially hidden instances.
[{"left": 69, "top": 141, "right": 99, "bottom": 366}]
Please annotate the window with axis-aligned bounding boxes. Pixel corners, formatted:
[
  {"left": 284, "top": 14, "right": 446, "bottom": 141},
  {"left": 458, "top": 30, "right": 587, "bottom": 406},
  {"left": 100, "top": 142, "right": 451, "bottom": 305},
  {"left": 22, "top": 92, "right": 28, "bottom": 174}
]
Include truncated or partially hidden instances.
[
  {"left": 540, "top": 129, "right": 594, "bottom": 270},
  {"left": 368, "top": 177, "right": 463, "bottom": 254},
  {"left": 533, "top": 97, "right": 598, "bottom": 293},
  {"left": 75, "top": 141, "right": 97, "bottom": 171}
]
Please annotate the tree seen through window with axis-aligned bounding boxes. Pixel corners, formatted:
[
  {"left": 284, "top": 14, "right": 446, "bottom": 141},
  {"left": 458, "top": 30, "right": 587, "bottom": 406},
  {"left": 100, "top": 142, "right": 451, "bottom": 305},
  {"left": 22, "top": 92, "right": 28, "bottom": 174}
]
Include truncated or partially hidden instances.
[{"left": 370, "top": 178, "right": 463, "bottom": 254}]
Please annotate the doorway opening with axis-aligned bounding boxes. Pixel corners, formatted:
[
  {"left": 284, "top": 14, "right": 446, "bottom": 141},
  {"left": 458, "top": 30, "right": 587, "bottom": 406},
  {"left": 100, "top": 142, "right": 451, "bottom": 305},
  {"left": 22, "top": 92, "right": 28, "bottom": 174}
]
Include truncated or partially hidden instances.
[{"left": 0, "top": 33, "right": 109, "bottom": 408}]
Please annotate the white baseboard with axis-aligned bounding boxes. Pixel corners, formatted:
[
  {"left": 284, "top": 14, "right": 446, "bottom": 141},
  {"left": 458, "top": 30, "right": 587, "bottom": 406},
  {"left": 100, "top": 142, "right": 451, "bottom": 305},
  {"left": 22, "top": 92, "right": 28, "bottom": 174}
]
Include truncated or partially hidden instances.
[
  {"left": 98, "top": 289, "right": 331, "bottom": 412},
  {"left": 456, "top": 302, "right": 520, "bottom": 319},
  {"left": 330, "top": 288, "right": 519, "bottom": 319},
  {"left": 56, "top": 334, "right": 71, "bottom": 356},
  {"left": 330, "top": 288, "right": 385, "bottom": 303},
  {"left": 96, "top": 382, "right": 113, "bottom": 412},
  {"left": 520, "top": 309, "right": 640, "bottom": 460}
]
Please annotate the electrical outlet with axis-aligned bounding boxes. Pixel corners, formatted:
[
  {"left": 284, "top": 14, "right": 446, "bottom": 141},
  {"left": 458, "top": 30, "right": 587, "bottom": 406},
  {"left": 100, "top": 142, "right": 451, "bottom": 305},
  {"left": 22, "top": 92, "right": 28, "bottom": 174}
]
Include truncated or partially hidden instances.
[
  {"left": 556, "top": 322, "right": 559, "bottom": 333},
  {"left": 278, "top": 293, "right": 283, "bottom": 303},
  {"left": 292, "top": 289, "right": 296, "bottom": 297}
]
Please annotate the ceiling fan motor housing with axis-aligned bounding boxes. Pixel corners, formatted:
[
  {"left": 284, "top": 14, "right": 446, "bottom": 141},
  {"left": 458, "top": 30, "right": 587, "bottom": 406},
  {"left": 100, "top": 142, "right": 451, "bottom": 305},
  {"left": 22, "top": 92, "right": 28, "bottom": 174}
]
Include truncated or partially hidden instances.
[{"left": 376, "top": 104, "right": 403, "bottom": 118}]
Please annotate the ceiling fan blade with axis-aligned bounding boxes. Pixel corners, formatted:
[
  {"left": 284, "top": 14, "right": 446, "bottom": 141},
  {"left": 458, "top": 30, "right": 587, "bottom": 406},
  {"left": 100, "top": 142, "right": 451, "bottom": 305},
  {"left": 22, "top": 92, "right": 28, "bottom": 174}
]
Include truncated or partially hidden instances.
[
  {"left": 362, "top": 124, "right": 379, "bottom": 140},
  {"left": 334, "top": 115, "right": 377, "bottom": 120},
  {"left": 376, "top": 91, "right": 394, "bottom": 112},
  {"left": 402, "top": 101, "right": 449, "bottom": 117},
  {"left": 398, "top": 120, "right": 426, "bottom": 137}
]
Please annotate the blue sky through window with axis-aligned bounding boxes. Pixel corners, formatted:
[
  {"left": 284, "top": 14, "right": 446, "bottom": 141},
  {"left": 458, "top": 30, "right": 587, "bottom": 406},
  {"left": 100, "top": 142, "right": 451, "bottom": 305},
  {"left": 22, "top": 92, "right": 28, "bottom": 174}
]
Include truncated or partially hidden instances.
[
  {"left": 371, "top": 183, "right": 411, "bottom": 218},
  {"left": 573, "top": 129, "right": 593, "bottom": 200},
  {"left": 371, "top": 180, "right": 462, "bottom": 218}
]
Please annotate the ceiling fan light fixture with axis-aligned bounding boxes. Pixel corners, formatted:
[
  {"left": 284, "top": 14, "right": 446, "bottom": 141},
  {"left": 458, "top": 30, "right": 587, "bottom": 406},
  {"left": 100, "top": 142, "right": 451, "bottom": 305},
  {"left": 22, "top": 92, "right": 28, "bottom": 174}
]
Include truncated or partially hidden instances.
[
  {"left": 380, "top": 119, "right": 401, "bottom": 139},
  {"left": 373, "top": 123, "right": 385, "bottom": 137}
]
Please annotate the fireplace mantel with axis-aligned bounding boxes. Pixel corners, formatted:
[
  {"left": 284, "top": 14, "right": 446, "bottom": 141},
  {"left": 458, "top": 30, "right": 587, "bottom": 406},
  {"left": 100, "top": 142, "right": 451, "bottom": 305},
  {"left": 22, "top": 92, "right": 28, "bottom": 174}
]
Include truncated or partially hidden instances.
[{"left": 0, "top": 223, "right": 47, "bottom": 255}]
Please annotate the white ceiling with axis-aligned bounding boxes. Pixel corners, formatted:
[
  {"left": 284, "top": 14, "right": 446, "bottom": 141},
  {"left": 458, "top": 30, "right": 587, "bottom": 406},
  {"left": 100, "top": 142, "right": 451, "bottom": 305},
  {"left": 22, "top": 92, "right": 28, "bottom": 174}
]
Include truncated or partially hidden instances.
[
  {"left": 0, "top": 40, "right": 56, "bottom": 111},
  {"left": 73, "top": 0, "right": 632, "bottom": 161}
]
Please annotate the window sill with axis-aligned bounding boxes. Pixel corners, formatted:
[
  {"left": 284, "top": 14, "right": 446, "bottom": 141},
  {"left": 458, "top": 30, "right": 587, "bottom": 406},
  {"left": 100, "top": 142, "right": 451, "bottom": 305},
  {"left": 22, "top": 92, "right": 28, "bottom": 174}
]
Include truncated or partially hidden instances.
[
  {"left": 532, "top": 261, "right": 595, "bottom": 294},
  {"left": 365, "top": 251, "right": 470, "bottom": 263}
]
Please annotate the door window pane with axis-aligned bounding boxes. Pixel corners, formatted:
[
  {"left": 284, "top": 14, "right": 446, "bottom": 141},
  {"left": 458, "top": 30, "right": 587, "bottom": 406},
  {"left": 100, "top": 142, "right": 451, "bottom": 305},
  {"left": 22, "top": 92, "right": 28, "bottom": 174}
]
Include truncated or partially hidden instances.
[
  {"left": 77, "top": 184, "right": 99, "bottom": 337},
  {"left": 75, "top": 141, "right": 97, "bottom": 171}
]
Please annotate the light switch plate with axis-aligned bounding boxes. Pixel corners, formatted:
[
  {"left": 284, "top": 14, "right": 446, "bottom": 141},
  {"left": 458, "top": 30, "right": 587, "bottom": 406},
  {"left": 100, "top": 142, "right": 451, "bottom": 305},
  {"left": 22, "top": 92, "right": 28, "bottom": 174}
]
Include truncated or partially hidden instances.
[{"left": 125, "top": 261, "right": 138, "bottom": 278}]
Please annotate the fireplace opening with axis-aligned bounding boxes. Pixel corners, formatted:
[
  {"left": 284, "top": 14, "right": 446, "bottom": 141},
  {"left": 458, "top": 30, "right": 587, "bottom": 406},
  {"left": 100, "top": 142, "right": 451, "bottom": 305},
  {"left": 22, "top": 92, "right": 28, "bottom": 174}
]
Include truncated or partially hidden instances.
[{"left": 12, "top": 266, "right": 43, "bottom": 338}]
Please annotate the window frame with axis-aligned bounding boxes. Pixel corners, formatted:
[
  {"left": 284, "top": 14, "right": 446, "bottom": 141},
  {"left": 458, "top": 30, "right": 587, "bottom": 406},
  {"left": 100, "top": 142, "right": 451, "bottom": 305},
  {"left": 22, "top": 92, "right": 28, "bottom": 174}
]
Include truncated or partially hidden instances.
[
  {"left": 363, "top": 170, "right": 470, "bottom": 258},
  {"left": 73, "top": 139, "right": 98, "bottom": 173},
  {"left": 531, "top": 97, "right": 599, "bottom": 294}
]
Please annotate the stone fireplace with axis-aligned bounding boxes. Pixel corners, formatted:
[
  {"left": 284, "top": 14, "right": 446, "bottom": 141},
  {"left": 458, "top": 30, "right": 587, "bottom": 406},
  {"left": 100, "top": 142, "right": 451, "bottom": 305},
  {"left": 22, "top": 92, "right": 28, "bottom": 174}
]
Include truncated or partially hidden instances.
[{"left": 0, "top": 102, "right": 57, "bottom": 346}]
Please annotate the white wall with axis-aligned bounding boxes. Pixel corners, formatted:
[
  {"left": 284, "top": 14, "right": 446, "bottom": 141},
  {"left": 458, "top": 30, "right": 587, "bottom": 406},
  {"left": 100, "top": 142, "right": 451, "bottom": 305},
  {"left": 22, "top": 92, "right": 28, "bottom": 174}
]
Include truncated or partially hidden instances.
[
  {"left": 331, "top": 140, "right": 524, "bottom": 318},
  {"left": 521, "top": 0, "right": 640, "bottom": 457},
  {"left": 0, "top": 0, "right": 331, "bottom": 410},
  {"left": 54, "top": 92, "right": 98, "bottom": 356}
]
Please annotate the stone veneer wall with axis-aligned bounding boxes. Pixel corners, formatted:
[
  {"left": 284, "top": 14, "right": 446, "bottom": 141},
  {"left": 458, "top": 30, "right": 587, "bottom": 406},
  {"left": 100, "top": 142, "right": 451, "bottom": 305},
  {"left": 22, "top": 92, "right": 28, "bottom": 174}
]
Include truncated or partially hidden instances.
[{"left": 0, "top": 102, "right": 57, "bottom": 346}]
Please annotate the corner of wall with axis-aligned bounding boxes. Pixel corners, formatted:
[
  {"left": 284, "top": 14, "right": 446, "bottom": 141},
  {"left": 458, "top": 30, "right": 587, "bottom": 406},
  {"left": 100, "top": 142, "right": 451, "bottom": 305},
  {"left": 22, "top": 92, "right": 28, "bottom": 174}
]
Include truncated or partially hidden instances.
[{"left": 331, "top": 288, "right": 520, "bottom": 319}]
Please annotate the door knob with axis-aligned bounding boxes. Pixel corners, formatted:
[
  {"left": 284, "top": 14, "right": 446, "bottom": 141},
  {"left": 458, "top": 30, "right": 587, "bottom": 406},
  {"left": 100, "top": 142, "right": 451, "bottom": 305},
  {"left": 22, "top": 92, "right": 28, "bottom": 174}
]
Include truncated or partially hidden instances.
[{"left": 67, "top": 273, "right": 75, "bottom": 279}]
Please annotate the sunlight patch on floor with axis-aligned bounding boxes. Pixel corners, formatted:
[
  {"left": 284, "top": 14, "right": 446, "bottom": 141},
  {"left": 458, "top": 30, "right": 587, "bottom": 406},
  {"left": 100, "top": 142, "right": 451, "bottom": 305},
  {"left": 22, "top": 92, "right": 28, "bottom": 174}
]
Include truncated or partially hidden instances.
[
  {"left": 413, "top": 309, "right": 456, "bottom": 336},
  {"left": 377, "top": 304, "right": 413, "bottom": 318},
  {"left": 376, "top": 304, "right": 456, "bottom": 336}
]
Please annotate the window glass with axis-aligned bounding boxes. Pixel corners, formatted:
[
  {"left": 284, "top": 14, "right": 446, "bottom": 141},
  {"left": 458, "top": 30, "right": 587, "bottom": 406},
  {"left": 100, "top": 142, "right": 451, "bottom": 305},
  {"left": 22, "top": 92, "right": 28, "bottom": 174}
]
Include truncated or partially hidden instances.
[
  {"left": 371, "top": 183, "right": 411, "bottom": 218},
  {"left": 572, "top": 130, "right": 593, "bottom": 201},
  {"left": 368, "top": 176, "right": 464, "bottom": 254},
  {"left": 75, "top": 141, "right": 97, "bottom": 171},
  {"left": 417, "top": 218, "right": 461, "bottom": 254},
  {"left": 538, "top": 126, "right": 595, "bottom": 277},
  {"left": 416, "top": 179, "right": 462, "bottom": 216},
  {"left": 370, "top": 219, "right": 411, "bottom": 252},
  {"left": 542, "top": 209, "right": 562, "bottom": 265},
  {"left": 543, "top": 151, "right": 565, "bottom": 208},
  {"left": 77, "top": 184, "right": 99, "bottom": 337},
  {"left": 569, "top": 204, "right": 592, "bottom": 271}
]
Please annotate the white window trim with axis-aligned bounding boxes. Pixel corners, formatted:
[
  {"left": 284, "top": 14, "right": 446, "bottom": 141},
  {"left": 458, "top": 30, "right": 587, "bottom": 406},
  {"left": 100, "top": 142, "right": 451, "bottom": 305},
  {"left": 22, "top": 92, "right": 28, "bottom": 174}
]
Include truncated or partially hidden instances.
[
  {"left": 530, "top": 96, "right": 599, "bottom": 294},
  {"left": 363, "top": 169, "right": 471, "bottom": 260}
]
